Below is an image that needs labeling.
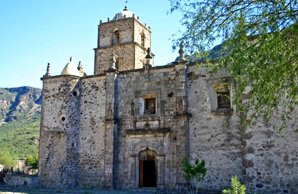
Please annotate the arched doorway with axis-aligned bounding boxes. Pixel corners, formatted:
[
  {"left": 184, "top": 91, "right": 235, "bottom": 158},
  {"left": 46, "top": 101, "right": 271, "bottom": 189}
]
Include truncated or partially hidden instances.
[{"left": 139, "top": 148, "right": 157, "bottom": 187}]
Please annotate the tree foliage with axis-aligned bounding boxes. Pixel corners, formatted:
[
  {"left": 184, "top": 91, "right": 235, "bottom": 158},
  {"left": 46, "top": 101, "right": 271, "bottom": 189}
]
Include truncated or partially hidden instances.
[
  {"left": 222, "top": 176, "right": 246, "bottom": 194},
  {"left": 25, "top": 155, "right": 39, "bottom": 170},
  {"left": 170, "top": 0, "right": 298, "bottom": 130},
  {"left": 0, "top": 118, "right": 39, "bottom": 160},
  {"left": 183, "top": 158, "right": 207, "bottom": 194},
  {"left": 0, "top": 149, "right": 15, "bottom": 168}
]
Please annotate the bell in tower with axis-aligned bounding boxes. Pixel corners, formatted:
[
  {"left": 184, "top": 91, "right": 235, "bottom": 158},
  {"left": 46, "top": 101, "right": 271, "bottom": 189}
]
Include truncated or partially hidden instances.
[{"left": 94, "top": 7, "right": 152, "bottom": 74}]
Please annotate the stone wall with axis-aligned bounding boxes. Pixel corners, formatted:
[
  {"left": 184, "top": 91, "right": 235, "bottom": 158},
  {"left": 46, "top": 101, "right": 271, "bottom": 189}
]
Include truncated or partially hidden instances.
[
  {"left": 112, "top": 64, "right": 189, "bottom": 190},
  {"left": 77, "top": 76, "right": 107, "bottom": 188},
  {"left": 39, "top": 76, "right": 80, "bottom": 188},
  {"left": 187, "top": 65, "right": 243, "bottom": 190},
  {"left": 38, "top": 6, "right": 298, "bottom": 192},
  {"left": 95, "top": 18, "right": 150, "bottom": 75},
  {"left": 5, "top": 173, "right": 38, "bottom": 187},
  {"left": 133, "top": 19, "right": 151, "bottom": 49},
  {"left": 39, "top": 63, "right": 298, "bottom": 193},
  {"left": 243, "top": 113, "right": 298, "bottom": 193},
  {"left": 133, "top": 19, "right": 151, "bottom": 69},
  {"left": 98, "top": 19, "right": 134, "bottom": 48},
  {"left": 186, "top": 64, "right": 298, "bottom": 193},
  {"left": 95, "top": 45, "right": 136, "bottom": 74},
  {"left": 134, "top": 46, "right": 147, "bottom": 69}
]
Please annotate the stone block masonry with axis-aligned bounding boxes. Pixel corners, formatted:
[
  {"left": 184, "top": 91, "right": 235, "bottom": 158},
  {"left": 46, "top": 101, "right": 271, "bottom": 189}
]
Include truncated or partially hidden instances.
[{"left": 38, "top": 6, "right": 298, "bottom": 194}]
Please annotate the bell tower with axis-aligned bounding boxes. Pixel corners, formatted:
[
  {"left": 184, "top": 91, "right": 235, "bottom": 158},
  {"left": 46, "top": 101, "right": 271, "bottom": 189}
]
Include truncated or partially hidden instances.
[{"left": 94, "top": 7, "right": 152, "bottom": 74}]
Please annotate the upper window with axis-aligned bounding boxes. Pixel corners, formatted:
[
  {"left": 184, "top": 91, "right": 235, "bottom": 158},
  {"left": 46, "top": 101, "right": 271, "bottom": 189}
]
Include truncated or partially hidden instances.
[
  {"left": 144, "top": 98, "right": 156, "bottom": 115},
  {"left": 217, "top": 91, "right": 231, "bottom": 110},
  {"left": 141, "top": 32, "right": 145, "bottom": 47},
  {"left": 115, "top": 56, "right": 119, "bottom": 69},
  {"left": 138, "top": 94, "right": 157, "bottom": 116},
  {"left": 112, "top": 29, "right": 120, "bottom": 45},
  {"left": 214, "top": 82, "right": 231, "bottom": 111}
]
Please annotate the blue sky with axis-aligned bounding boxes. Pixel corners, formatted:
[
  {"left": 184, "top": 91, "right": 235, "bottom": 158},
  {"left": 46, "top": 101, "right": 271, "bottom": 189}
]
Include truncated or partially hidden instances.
[{"left": 0, "top": 0, "right": 183, "bottom": 88}]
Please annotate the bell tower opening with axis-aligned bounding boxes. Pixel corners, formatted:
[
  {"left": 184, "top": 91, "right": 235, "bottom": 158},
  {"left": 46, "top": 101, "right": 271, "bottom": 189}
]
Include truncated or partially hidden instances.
[
  {"left": 139, "top": 148, "right": 157, "bottom": 187},
  {"left": 112, "top": 29, "right": 120, "bottom": 45},
  {"left": 115, "top": 56, "right": 119, "bottom": 70},
  {"left": 141, "top": 32, "right": 145, "bottom": 47},
  {"left": 94, "top": 7, "right": 152, "bottom": 74}
]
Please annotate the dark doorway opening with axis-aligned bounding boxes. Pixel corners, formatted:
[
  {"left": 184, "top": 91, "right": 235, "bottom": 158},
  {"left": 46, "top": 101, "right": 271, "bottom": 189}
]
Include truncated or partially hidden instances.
[
  {"left": 142, "top": 160, "right": 156, "bottom": 187},
  {"left": 139, "top": 148, "right": 157, "bottom": 187}
]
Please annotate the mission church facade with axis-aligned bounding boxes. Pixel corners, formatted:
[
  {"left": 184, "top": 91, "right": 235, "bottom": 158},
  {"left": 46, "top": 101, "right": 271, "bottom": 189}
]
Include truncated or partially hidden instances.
[{"left": 39, "top": 7, "right": 298, "bottom": 193}]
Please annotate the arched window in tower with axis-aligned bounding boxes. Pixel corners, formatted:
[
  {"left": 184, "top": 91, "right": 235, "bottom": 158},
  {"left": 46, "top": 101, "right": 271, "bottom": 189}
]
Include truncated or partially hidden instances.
[
  {"left": 112, "top": 29, "right": 120, "bottom": 45},
  {"left": 141, "top": 32, "right": 145, "bottom": 47},
  {"left": 115, "top": 56, "right": 119, "bottom": 70}
]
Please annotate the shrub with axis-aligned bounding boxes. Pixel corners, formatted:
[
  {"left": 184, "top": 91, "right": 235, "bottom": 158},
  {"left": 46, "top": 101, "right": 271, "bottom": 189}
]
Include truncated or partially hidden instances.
[
  {"left": 0, "top": 149, "right": 15, "bottom": 167},
  {"left": 183, "top": 158, "right": 207, "bottom": 194},
  {"left": 25, "top": 155, "right": 38, "bottom": 170},
  {"left": 222, "top": 176, "right": 246, "bottom": 194}
]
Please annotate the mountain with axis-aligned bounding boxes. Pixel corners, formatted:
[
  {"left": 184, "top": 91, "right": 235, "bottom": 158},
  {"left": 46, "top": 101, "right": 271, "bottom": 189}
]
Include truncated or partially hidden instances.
[
  {"left": 0, "top": 86, "right": 42, "bottom": 124},
  {"left": 0, "top": 86, "right": 41, "bottom": 165}
]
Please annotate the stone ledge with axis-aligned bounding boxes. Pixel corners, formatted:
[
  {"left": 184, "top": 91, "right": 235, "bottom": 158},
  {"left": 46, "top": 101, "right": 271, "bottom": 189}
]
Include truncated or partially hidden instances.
[
  {"left": 125, "top": 128, "right": 170, "bottom": 137},
  {"left": 211, "top": 109, "right": 233, "bottom": 116},
  {"left": 174, "top": 112, "right": 192, "bottom": 119}
]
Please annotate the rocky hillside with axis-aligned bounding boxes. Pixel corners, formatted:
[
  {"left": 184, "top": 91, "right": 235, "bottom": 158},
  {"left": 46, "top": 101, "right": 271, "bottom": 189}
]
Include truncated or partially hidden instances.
[{"left": 0, "top": 86, "right": 42, "bottom": 124}]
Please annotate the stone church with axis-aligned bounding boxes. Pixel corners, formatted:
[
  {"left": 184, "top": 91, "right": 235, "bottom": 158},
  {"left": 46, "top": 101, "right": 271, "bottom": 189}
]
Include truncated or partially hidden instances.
[{"left": 39, "top": 7, "right": 298, "bottom": 193}]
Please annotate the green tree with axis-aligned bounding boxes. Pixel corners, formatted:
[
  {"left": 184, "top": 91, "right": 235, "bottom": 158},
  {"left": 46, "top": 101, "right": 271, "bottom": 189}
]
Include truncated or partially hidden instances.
[
  {"left": 0, "top": 149, "right": 15, "bottom": 168},
  {"left": 25, "top": 155, "right": 39, "bottom": 170},
  {"left": 222, "top": 176, "right": 246, "bottom": 194},
  {"left": 170, "top": 0, "right": 298, "bottom": 130},
  {"left": 183, "top": 158, "right": 207, "bottom": 194}
]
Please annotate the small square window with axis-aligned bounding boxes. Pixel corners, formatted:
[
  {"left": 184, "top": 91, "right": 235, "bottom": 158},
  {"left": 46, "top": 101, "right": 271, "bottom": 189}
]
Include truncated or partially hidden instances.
[
  {"left": 213, "top": 82, "right": 232, "bottom": 111},
  {"left": 144, "top": 98, "right": 156, "bottom": 115}
]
